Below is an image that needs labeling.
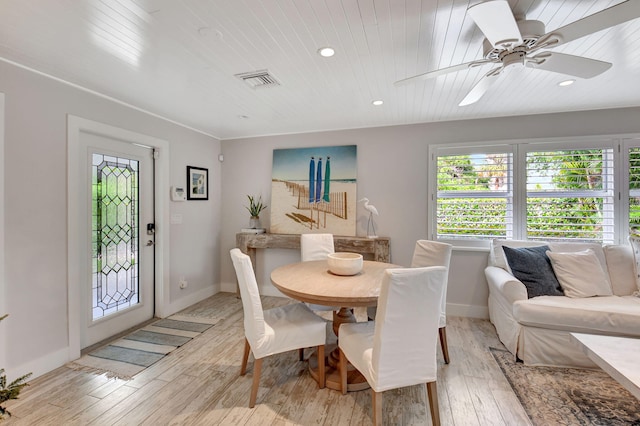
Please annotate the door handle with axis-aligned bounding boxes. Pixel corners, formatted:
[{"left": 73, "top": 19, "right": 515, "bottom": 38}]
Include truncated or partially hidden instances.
[{"left": 146, "top": 240, "right": 155, "bottom": 246}]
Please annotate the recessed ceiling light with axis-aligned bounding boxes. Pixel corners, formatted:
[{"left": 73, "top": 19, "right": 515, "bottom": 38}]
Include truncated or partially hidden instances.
[
  {"left": 237, "top": 115, "right": 249, "bottom": 119},
  {"left": 318, "top": 47, "right": 335, "bottom": 57},
  {"left": 558, "top": 79, "right": 575, "bottom": 87},
  {"left": 372, "top": 100, "right": 384, "bottom": 106}
]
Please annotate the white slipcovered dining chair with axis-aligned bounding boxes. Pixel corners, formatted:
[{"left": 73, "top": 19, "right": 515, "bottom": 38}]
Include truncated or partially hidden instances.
[
  {"left": 367, "top": 239, "right": 453, "bottom": 364},
  {"left": 230, "top": 248, "right": 327, "bottom": 408},
  {"left": 300, "top": 233, "right": 340, "bottom": 313},
  {"left": 411, "top": 240, "right": 453, "bottom": 364},
  {"left": 339, "top": 266, "right": 447, "bottom": 426}
]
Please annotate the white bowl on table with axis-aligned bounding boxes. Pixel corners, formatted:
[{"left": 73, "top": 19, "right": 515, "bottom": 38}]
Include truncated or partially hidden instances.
[{"left": 327, "top": 252, "right": 363, "bottom": 276}]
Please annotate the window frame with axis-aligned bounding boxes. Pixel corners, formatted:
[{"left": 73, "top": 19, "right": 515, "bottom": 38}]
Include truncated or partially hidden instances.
[
  {"left": 429, "top": 135, "right": 640, "bottom": 247},
  {"left": 432, "top": 144, "right": 515, "bottom": 242},
  {"left": 622, "top": 137, "right": 640, "bottom": 238}
]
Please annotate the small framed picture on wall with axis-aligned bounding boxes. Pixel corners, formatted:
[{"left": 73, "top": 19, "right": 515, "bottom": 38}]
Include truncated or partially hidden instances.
[{"left": 187, "top": 166, "right": 208, "bottom": 200}]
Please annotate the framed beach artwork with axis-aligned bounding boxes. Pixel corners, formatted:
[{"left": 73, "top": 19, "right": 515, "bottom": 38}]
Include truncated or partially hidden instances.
[
  {"left": 271, "top": 145, "right": 357, "bottom": 235},
  {"left": 186, "top": 166, "right": 208, "bottom": 200}
]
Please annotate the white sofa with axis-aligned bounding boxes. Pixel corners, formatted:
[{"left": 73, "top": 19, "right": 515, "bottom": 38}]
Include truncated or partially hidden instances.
[{"left": 485, "top": 239, "right": 640, "bottom": 368}]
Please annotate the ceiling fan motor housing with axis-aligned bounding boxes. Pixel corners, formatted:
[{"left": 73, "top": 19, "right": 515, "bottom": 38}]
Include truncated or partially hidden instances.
[{"left": 483, "top": 19, "right": 546, "bottom": 60}]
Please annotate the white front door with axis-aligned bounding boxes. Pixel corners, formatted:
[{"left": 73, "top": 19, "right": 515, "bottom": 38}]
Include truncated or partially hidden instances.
[{"left": 78, "top": 133, "right": 155, "bottom": 348}]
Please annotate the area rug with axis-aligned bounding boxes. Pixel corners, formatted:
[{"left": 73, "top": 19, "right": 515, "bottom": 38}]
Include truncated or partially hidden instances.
[
  {"left": 490, "top": 347, "right": 640, "bottom": 425},
  {"left": 66, "top": 314, "right": 217, "bottom": 379}
]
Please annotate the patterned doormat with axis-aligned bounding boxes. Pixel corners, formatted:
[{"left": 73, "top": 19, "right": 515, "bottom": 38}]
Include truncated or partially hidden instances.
[
  {"left": 490, "top": 347, "right": 640, "bottom": 425},
  {"left": 67, "top": 315, "right": 216, "bottom": 379}
]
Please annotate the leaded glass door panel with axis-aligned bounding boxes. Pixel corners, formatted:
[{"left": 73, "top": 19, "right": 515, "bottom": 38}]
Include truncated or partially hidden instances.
[
  {"left": 79, "top": 133, "right": 154, "bottom": 348},
  {"left": 92, "top": 153, "right": 140, "bottom": 320}
]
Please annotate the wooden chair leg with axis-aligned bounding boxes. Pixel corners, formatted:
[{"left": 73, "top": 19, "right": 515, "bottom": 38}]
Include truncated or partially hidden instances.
[
  {"left": 249, "top": 357, "right": 263, "bottom": 408},
  {"left": 372, "top": 390, "right": 383, "bottom": 426},
  {"left": 439, "top": 327, "right": 450, "bottom": 364},
  {"left": 317, "top": 345, "right": 325, "bottom": 389},
  {"left": 339, "top": 348, "right": 348, "bottom": 395},
  {"left": 240, "top": 338, "right": 251, "bottom": 375},
  {"left": 426, "top": 381, "right": 440, "bottom": 426},
  {"left": 299, "top": 348, "right": 305, "bottom": 361}
]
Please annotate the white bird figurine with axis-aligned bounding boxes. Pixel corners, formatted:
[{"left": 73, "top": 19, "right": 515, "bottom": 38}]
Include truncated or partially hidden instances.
[
  {"left": 359, "top": 198, "right": 378, "bottom": 238},
  {"left": 359, "top": 197, "right": 379, "bottom": 216}
]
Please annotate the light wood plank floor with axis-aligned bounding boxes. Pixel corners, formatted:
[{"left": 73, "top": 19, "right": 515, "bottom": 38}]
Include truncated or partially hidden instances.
[{"left": 3, "top": 293, "right": 532, "bottom": 425}]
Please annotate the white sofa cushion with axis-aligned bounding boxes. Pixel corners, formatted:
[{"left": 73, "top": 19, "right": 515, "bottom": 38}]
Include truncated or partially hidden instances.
[
  {"left": 546, "top": 249, "right": 613, "bottom": 298},
  {"left": 513, "top": 295, "right": 640, "bottom": 335},
  {"left": 547, "top": 242, "right": 608, "bottom": 268},
  {"left": 547, "top": 242, "right": 610, "bottom": 288},
  {"left": 603, "top": 244, "right": 638, "bottom": 296}
]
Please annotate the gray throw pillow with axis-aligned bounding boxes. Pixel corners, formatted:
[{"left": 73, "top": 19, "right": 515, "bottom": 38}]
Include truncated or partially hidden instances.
[{"left": 502, "top": 245, "right": 564, "bottom": 298}]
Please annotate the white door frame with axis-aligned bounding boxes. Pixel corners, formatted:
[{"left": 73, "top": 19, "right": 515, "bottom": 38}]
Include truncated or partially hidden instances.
[
  {"left": 67, "top": 115, "right": 170, "bottom": 360},
  {"left": 0, "top": 93, "right": 6, "bottom": 370}
]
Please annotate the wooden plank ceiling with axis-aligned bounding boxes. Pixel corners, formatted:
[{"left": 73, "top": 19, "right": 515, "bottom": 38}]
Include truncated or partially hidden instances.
[{"left": 0, "top": 0, "right": 638, "bottom": 139}]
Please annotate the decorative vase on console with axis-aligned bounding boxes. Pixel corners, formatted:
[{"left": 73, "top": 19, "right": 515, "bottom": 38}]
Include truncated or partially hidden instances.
[
  {"left": 249, "top": 216, "right": 261, "bottom": 229},
  {"left": 245, "top": 195, "right": 267, "bottom": 229}
]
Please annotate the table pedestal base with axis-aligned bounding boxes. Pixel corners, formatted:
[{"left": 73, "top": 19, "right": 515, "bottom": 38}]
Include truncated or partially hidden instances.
[{"left": 308, "top": 346, "right": 369, "bottom": 392}]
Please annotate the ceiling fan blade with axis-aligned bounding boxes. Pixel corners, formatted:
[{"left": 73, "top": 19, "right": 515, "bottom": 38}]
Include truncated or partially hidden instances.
[
  {"left": 459, "top": 70, "right": 502, "bottom": 106},
  {"left": 548, "top": 0, "right": 640, "bottom": 48},
  {"left": 394, "top": 60, "right": 493, "bottom": 86},
  {"left": 528, "top": 52, "right": 612, "bottom": 78},
  {"left": 467, "top": 0, "right": 522, "bottom": 48}
]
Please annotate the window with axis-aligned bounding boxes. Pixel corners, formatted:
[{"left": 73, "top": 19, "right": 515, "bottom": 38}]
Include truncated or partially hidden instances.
[
  {"left": 628, "top": 144, "right": 640, "bottom": 234},
  {"left": 430, "top": 137, "right": 639, "bottom": 245},
  {"left": 525, "top": 148, "right": 614, "bottom": 241},
  {"left": 435, "top": 149, "right": 513, "bottom": 239}
]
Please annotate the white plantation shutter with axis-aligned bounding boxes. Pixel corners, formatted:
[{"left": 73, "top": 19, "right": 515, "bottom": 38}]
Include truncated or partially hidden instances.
[
  {"left": 628, "top": 146, "right": 640, "bottom": 234},
  {"left": 525, "top": 148, "right": 615, "bottom": 242},
  {"left": 431, "top": 138, "right": 626, "bottom": 244},
  {"left": 436, "top": 150, "right": 513, "bottom": 239}
]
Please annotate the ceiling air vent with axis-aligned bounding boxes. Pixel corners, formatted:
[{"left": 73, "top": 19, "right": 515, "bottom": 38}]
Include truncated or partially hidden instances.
[{"left": 234, "top": 69, "right": 280, "bottom": 89}]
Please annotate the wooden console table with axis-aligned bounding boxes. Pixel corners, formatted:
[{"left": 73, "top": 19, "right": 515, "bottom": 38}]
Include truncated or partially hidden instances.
[
  {"left": 235, "top": 233, "right": 391, "bottom": 294},
  {"left": 236, "top": 233, "right": 390, "bottom": 264}
]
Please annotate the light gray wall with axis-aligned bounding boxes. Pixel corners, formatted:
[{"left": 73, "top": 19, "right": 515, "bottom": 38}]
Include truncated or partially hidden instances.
[
  {"left": 220, "top": 107, "right": 640, "bottom": 318},
  {"left": 0, "top": 60, "right": 221, "bottom": 379}
]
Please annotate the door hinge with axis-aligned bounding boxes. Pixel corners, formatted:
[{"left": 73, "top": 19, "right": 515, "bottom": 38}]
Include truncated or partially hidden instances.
[{"left": 153, "top": 149, "right": 159, "bottom": 160}]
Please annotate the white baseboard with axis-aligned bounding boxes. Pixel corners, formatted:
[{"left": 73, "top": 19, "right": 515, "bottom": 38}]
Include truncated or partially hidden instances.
[
  {"left": 448, "top": 303, "right": 489, "bottom": 319},
  {"left": 7, "top": 346, "right": 69, "bottom": 381},
  {"left": 9, "top": 286, "right": 219, "bottom": 381},
  {"left": 163, "top": 285, "right": 218, "bottom": 318}
]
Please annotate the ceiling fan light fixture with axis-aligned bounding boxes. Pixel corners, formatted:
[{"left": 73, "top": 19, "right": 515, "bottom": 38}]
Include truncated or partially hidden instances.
[
  {"left": 372, "top": 100, "right": 383, "bottom": 106},
  {"left": 558, "top": 79, "right": 575, "bottom": 87},
  {"left": 318, "top": 47, "right": 335, "bottom": 57}
]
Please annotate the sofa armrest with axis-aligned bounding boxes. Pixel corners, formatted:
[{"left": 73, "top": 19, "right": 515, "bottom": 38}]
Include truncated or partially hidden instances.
[{"left": 485, "top": 266, "right": 528, "bottom": 304}]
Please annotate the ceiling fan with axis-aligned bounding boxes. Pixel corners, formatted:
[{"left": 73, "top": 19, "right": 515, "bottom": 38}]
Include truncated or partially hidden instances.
[{"left": 395, "top": 0, "right": 640, "bottom": 106}]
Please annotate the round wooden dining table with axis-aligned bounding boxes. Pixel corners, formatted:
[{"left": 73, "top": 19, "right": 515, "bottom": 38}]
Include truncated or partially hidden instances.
[{"left": 270, "top": 259, "right": 399, "bottom": 392}]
